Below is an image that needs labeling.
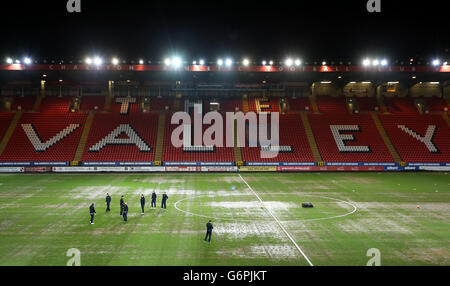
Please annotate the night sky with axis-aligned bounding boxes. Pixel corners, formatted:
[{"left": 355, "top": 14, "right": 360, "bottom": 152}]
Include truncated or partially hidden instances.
[{"left": 1, "top": 0, "right": 449, "bottom": 63}]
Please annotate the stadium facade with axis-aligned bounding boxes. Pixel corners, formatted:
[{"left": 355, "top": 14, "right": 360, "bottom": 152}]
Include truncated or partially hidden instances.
[{"left": 0, "top": 62, "right": 449, "bottom": 173}]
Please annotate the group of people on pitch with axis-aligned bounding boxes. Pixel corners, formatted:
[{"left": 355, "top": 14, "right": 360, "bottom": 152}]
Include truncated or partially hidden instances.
[
  {"left": 89, "top": 191, "right": 214, "bottom": 243},
  {"left": 89, "top": 191, "right": 168, "bottom": 224}
]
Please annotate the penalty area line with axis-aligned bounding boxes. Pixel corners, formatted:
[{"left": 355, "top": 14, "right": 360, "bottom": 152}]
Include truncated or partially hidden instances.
[{"left": 238, "top": 174, "right": 314, "bottom": 266}]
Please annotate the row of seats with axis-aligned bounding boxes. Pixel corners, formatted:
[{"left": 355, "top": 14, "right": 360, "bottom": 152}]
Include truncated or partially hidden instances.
[{"left": 0, "top": 113, "right": 14, "bottom": 142}]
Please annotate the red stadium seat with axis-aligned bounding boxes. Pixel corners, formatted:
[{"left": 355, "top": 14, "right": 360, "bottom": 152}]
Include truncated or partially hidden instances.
[
  {"left": 308, "top": 114, "right": 394, "bottom": 162},
  {"left": 380, "top": 114, "right": 450, "bottom": 162},
  {"left": 0, "top": 112, "right": 14, "bottom": 141}
]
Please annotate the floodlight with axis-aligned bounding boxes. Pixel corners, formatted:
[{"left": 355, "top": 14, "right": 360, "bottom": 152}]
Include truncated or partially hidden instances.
[
  {"left": 112, "top": 58, "right": 119, "bottom": 65},
  {"left": 432, "top": 59, "right": 440, "bottom": 66},
  {"left": 381, "top": 59, "right": 388, "bottom": 66},
  {"left": 139, "top": 59, "right": 144, "bottom": 65},
  {"left": 269, "top": 60, "right": 273, "bottom": 65},
  {"left": 262, "top": 60, "right": 266, "bottom": 65},
  {"left": 372, "top": 59, "right": 379, "bottom": 66},
  {"left": 172, "top": 57, "right": 182, "bottom": 68},
  {"left": 225, "top": 58, "right": 232, "bottom": 67},
  {"left": 164, "top": 58, "right": 171, "bottom": 66},
  {"left": 217, "top": 59, "right": 223, "bottom": 66},
  {"left": 199, "top": 59, "right": 205, "bottom": 65},
  {"left": 6, "top": 58, "right": 13, "bottom": 64},
  {"left": 285, "top": 58, "right": 293, "bottom": 66},
  {"left": 94, "top": 57, "right": 102, "bottom": 66},
  {"left": 362, "top": 58, "right": 370, "bottom": 66},
  {"left": 295, "top": 59, "right": 301, "bottom": 66},
  {"left": 85, "top": 57, "right": 93, "bottom": 65},
  {"left": 322, "top": 61, "right": 326, "bottom": 66},
  {"left": 23, "top": 57, "right": 32, "bottom": 65},
  {"left": 242, "top": 58, "right": 250, "bottom": 66},
  {"left": 192, "top": 60, "right": 197, "bottom": 65},
  {"left": 15, "top": 59, "right": 21, "bottom": 64}
]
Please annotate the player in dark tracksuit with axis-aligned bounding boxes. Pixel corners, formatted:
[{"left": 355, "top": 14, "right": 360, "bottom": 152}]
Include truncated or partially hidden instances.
[
  {"left": 120, "top": 195, "right": 124, "bottom": 216},
  {"left": 151, "top": 191, "right": 157, "bottom": 208},
  {"left": 204, "top": 220, "right": 213, "bottom": 242},
  {"left": 161, "top": 192, "right": 168, "bottom": 209},
  {"left": 105, "top": 193, "right": 111, "bottom": 212},
  {"left": 89, "top": 203, "right": 96, "bottom": 224},
  {"left": 140, "top": 194, "right": 145, "bottom": 214},
  {"left": 123, "top": 203, "right": 128, "bottom": 222}
]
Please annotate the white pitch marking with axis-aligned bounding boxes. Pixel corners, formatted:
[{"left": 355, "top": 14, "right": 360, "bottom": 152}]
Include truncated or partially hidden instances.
[{"left": 238, "top": 174, "right": 314, "bottom": 266}]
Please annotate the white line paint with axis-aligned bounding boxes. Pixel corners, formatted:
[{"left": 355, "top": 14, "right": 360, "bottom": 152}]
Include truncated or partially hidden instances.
[
  {"left": 173, "top": 194, "right": 357, "bottom": 222},
  {"left": 238, "top": 174, "right": 314, "bottom": 266}
]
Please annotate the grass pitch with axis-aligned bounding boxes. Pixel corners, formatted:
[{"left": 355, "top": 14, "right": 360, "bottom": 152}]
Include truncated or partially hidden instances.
[{"left": 0, "top": 172, "right": 448, "bottom": 266}]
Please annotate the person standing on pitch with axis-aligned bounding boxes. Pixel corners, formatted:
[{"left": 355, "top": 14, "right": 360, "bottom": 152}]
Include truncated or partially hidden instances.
[
  {"left": 105, "top": 193, "right": 111, "bottom": 212},
  {"left": 151, "top": 191, "right": 157, "bottom": 208},
  {"left": 140, "top": 194, "right": 145, "bottom": 214},
  {"left": 204, "top": 220, "right": 213, "bottom": 243},
  {"left": 123, "top": 202, "right": 128, "bottom": 223},
  {"left": 161, "top": 192, "right": 168, "bottom": 209},
  {"left": 89, "top": 203, "right": 96, "bottom": 224},
  {"left": 120, "top": 195, "right": 124, "bottom": 216}
]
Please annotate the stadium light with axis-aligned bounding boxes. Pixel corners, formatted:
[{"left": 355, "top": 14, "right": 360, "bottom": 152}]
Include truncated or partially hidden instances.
[
  {"left": 172, "top": 57, "right": 182, "bottom": 68},
  {"left": 85, "top": 57, "right": 93, "bottom": 65},
  {"left": 285, "top": 58, "right": 293, "bottom": 67},
  {"left": 112, "top": 58, "right": 119, "bottom": 65},
  {"left": 94, "top": 57, "right": 103, "bottom": 66},
  {"left": 381, "top": 59, "right": 388, "bottom": 66},
  {"left": 225, "top": 58, "right": 233, "bottom": 67},
  {"left": 15, "top": 59, "right": 21, "bottom": 64},
  {"left": 23, "top": 57, "right": 32, "bottom": 65},
  {"left": 372, "top": 59, "right": 379, "bottom": 66},
  {"left": 362, "top": 58, "right": 371, "bottom": 66},
  {"left": 199, "top": 59, "right": 205, "bottom": 65},
  {"left": 192, "top": 60, "right": 197, "bottom": 65},
  {"left": 321, "top": 81, "right": 332, "bottom": 84},
  {"left": 443, "top": 61, "right": 448, "bottom": 66},
  {"left": 242, "top": 58, "right": 250, "bottom": 66},
  {"left": 269, "top": 60, "right": 273, "bottom": 65},
  {"left": 295, "top": 59, "right": 302, "bottom": 66},
  {"left": 139, "top": 59, "right": 144, "bottom": 65},
  {"left": 217, "top": 58, "right": 223, "bottom": 66},
  {"left": 322, "top": 61, "right": 326, "bottom": 66},
  {"left": 432, "top": 59, "right": 440, "bottom": 66},
  {"left": 164, "top": 58, "right": 171, "bottom": 66},
  {"left": 6, "top": 57, "right": 13, "bottom": 64},
  {"left": 262, "top": 60, "right": 266, "bottom": 66}
]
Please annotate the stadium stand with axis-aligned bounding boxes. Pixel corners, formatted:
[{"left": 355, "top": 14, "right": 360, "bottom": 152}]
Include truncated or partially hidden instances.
[
  {"left": 150, "top": 97, "right": 173, "bottom": 111},
  {"left": 218, "top": 97, "right": 243, "bottom": 112},
  {"left": 240, "top": 114, "right": 315, "bottom": 163},
  {"left": 11, "top": 95, "right": 36, "bottom": 111},
  {"left": 80, "top": 113, "right": 158, "bottom": 163},
  {"left": 424, "top": 97, "right": 449, "bottom": 112},
  {"left": 80, "top": 96, "right": 105, "bottom": 111},
  {"left": 110, "top": 96, "right": 141, "bottom": 114},
  {"left": 316, "top": 95, "right": 349, "bottom": 114},
  {"left": 354, "top": 97, "right": 379, "bottom": 112},
  {"left": 39, "top": 96, "right": 72, "bottom": 113},
  {"left": 0, "top": 113, "right": 87, "bottom": 162},
  {"left": 308, "top": 114, "right": 395, "bottom": 162},
  {"left": 0, "top": 113, "right": 14, "bottom": 141},
  {"left": 162, "top": 112, "right": 235, "bottom": 163},
  {"left": 384, "top": 97, "right": 418, "bottom": 114},
  {"left": 287, "top": 97, "right": 311, "bottom": 112},
  {"left": 248, "top": 97, "right": 280, "bottom": 113},
  {"left": 379, "top": 114, "right": 450, "bottom": 162}
]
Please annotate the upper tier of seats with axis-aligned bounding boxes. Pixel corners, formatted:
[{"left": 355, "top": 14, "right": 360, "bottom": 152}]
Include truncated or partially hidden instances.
[
  {"left": 0, "top": 113, "right": 87, "bottom": 162},
  {"left": 384, "top": 97, "right": 418, "bottom": 114},
  {"left": 355, "top": 97, "right": 379, "bottom": 112},
  {"left": 39, "top": 96, "right": 72, "bottom": 113},
  {"left": 424, "top": 97, "right": 449, "bottom": 112},
  {"left": 248, "top": 97, "right": 280, "bottom": 113},
  {"left": 379, "top": 114, "right": 450, "bottom": 162},
  {"left": 316, "top": 96, "right": 348, "bottom": 114},
  {"left": 308, "top": 114, "right": 394, "bottom": 162},
  {"left": 288, "top": 97, "right": 311, "bottom": 111},
  {"left": 80, "top": 96, "right": 105, "bottom": 111},
  {"left": 12, "top": 95, "right": 36, "bottom": 111},
  {"left": 80, "top": 113, "right": 159, "bottom": 162},
  {"left": 240, "top": 114, "right": 315, "bottom": 162}
]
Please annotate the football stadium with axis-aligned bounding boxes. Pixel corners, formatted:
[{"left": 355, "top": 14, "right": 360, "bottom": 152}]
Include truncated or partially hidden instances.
[
  {"left": 0, "top": 1, "right": 449, "bottom": 274},
  {"left": 0, "top": 58, "right": 449, "bottom": 266}
]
